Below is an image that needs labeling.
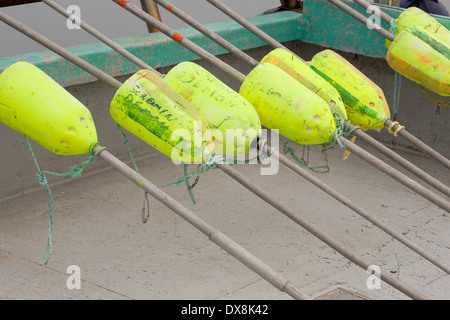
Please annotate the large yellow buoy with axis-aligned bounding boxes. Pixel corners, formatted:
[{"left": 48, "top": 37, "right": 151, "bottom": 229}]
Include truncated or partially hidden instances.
[
  {"left": 164, "top": 61, "right": 261, "bottom": 158},
  {"left": 0, "top": 62, "right": 98, "bottom": 155},
  {"left": 386, "top": 7, "right": 450, "bottom": 50},
  {"left": 387, "top": 26, "right": 449, "bottom": 96},
  {"left": 308, "top": 50, "right": 390, "bottom": 130},
  {"left": 110, "top": 69, "right": 214, "bottom": 163},
  {"left": 260, "top": 48, "right": 348, "bottom": 120},
  {"left": 239, "top": 62, "right": 337, "bottom": 145}
]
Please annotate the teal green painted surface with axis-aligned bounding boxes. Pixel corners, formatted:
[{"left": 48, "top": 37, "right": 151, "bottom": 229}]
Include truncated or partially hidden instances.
[
  {"left": 0, "top": 11, "right": 302, "bottom": 87},
  {"left": 301, "top": 0, "right": 450, "bottom": 58}
]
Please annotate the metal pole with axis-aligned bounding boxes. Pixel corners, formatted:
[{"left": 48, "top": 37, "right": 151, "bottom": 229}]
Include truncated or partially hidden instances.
[
  {"left": 150, "top": 0, "right": 450, "bottom": 194},
  {"left": 337, "top": 136, "right": 450, "bottom": 212},
  {"left": 348, "top": 122, "right": 450, "bottom": 197},
  {"left": 205, "top": 0, "right": 304, "bottom": 61},
  {"left": 385, "top": 119, "right": 450, "bottom": 170},
  {"left": 324, "top": 0, "right": 395, "bottom": 41},
  {"left": 110, "top": 0, "right": 450, "bottom": 212},
  {"left": 268, "top": 145, "right": 450, "bottom": 274},
  {"left": 153, "top": 0, "right": 259, "bottom": 68},
  {"left": 94, "top": 148, "right": 311, "bottom": 300},
  {"left": 42, "top": 0, "right": 159, "bottom": 75},
  {"left": 111, "top": 0, "right": 246, "bottom": 83},
  {"left": 353, "top": 0, "right": 394, "bottom": 24},
  {"left": 0, "top": 10, "right": 429, "bottom": 300},
  {"left": 204, "top": 0, "right": 450, "bottom": 171},
  {"left": 140, "top": 0, "right": 163, "bottom": 33},
  {"left": 37, "top": 1, "right": 450, "bottom": 274},
  {"left": 216, "top": 162, "right": 428, "bottom": 300}
]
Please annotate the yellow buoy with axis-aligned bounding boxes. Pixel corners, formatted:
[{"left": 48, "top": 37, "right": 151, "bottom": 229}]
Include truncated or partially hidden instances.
[
  {"left": 386, "top": 7, "right": 450, "bottom": 50},
  {"left": 387, "top": 26, "right": 449, "bottom": 96},
  {"left": 0, "top": 62, "right": 98, "bottom": 155},
  {"left": 110, "top": 69, "right": 214, "bottom": 163},
  {"left": 239, "top": 62, "right": 337, "bottom": 145},
  {"left": 308, "top": 50, "right": 390, "bottom": 130},
  {"left": 164, "top": 61, "right": 261, "bottom": 158},
  {"left": 261, "top": 48, "right": 348, "bottom": 120}
]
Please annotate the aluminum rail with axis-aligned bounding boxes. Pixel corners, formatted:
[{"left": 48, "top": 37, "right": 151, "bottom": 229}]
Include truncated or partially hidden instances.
[
  {"left": 0, "top": 9, "right": 429, "bottom": 300},
  {"left": 149, "top": 0, "right": 450, "bottom": 198},
  {"left": 42, "top": 0, "right": 450, "bottom": 274},
  {"left": 111, "top": 0, "right": 450, "bottom": 213}
]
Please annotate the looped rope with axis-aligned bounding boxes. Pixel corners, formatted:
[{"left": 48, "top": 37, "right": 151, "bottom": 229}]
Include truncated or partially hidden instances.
[
  {"left": 330, "top": 111, "right": 359, "bottom": 150},
  {"left": 389, "top": 20, "right": 398, "bottom": 36},
  {"left": 387, "top": 121, "right": 405, "bottom": 137},
  {"left": 280, "top": 137, "right": 330, "bottom": 174},
  {"left": 25, "top": 137, "right": 102, "bottom": 264}
]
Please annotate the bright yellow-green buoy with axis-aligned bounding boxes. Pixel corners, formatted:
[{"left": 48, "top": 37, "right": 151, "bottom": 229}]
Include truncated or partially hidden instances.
[
  {"left": 239, "top": 62, "right": 337, "bottom": 145},
  {"left": 308, "top": 50, "right": 391, "bottom": 130},
  {"left": 387, "top": 26, "right": 449, "bottom": 96},
  {"left": 0, "top": 61, "right": 98, "bottom": 155},
  {"left": 261, "top": 48, "right": 348, "bottom": 120},
  {"left": 164, "top": 61, "right": 261, "bottom": 158},
  {"left": 110, "top": 69, "right": 214, "bottom": 163}
]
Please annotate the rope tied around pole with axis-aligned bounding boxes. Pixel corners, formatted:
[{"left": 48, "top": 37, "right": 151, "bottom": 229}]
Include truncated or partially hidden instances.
[
  {"left": 387, "top": 121, "right": 405, "bottom": 137},
  {"left": 25, "top": 137, "right": 104, "bottom": 264},
  {"left": 330, "top": 111, "right": 360, "bottom": 149},
  {"left": 389, "top": 19, "right": 398, "bottom": 36},
  {"left": 116, "top": 124, "right": 275, "bottom": 204}
]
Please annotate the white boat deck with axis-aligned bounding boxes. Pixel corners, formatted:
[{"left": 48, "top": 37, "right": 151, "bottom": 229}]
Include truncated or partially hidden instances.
[{"left": 0, "top": 138, "right": 448, "bottom": 300}]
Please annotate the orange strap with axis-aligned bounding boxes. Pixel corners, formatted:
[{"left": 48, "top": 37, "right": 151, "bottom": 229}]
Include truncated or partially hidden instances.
[
  {"left": 168, "top": 5, "right": 174, "bottom": 12},
  {"left": 118, "top": 0, "right": 129, "bottom": 7},
  {"left": 172, "top": 32, "right": 185, "bottom": 44}
]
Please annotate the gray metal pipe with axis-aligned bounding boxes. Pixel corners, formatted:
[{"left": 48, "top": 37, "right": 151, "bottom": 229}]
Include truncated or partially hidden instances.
[
  {"left": 353, "top": 0, "right": 394, "bottom": 24},
  {"left": 153, "top": 0, "right": 260, "bottom": 67},
  {"left": 385, "top": 120, "right": 450, "bottom": 170},
  {"left": 111, "top": 0, "right": 246, "bottom": 83},
  {"left": 324, "top": 0, "right": 395, "bottom": 41},
  {"left": 95, "top": 147, "right": 312, "bottom": 300},
  {"left": 348, "top": 122, "right": 450, "bottom": 197},
  {"left": 42, "top": 0, "right": 160, "bottom": 76},
  {"left": 205, "top": 0, "right": 304, "bottom": 61},
  {"left": 337, "top": 136, "right": 450, "bottom": 212},
  {"left": 216, "top": 161, "right": 428, "bottom": 300},
  {"left": 269, "top": 146, "right": 450, "bottom": 275},
  {"left": 39, "top": 1, "right": 450, "bottom": 274}
]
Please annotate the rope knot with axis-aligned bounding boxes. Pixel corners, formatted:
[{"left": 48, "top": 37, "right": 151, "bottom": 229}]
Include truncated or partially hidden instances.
[{"left": 36, "top": 172, "right": 48, "bottom": 186}]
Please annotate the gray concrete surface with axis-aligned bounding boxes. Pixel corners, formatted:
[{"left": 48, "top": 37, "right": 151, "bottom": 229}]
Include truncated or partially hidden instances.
[{"left": 0, "top": 137, "right": 448, "bottom": 300}]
